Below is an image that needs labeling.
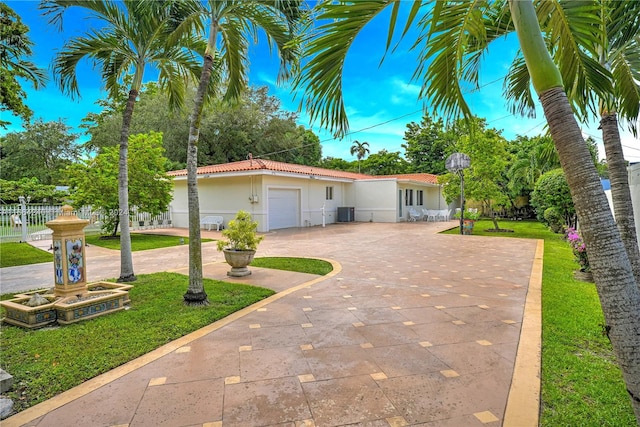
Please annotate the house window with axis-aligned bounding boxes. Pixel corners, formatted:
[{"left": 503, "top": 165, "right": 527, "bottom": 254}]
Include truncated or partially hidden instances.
[
  {"left": 326, "top": 186, "right": 333, "bottom": 200},
  {"left": 405, "top": 189, "right": 413, "bottom": 206},
  {"left": 417, "top": 190, "right": 424, "bottom": 206}
]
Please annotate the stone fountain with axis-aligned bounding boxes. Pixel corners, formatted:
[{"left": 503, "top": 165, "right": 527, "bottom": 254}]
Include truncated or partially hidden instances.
[{"left": 1, "top": 206, "right": 132, "bottom": 329}]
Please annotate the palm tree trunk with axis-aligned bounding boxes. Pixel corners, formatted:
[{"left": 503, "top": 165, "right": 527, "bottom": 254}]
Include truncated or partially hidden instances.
[
  {"left": 182, "top": 52, "right": 216, "bottom": 306},
  {"left": 509, "top": 1, "right": 640, "bottom": 420},
  {"left": 541, "top": 89, "right": 640, "bottom": 421},
  {"left": 601, "top": 113, "right": 640, "bottom": 288},
  {"left": 117, "top": 89, "right": 137, "bottom": 283}
]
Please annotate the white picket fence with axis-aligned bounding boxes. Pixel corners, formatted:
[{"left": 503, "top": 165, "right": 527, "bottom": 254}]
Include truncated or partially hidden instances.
[{"left": 0, "top": 205, "right": 172, "bottom": 242}]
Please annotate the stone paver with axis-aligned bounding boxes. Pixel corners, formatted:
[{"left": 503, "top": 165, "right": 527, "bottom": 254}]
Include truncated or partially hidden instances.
[{"left": 2, "top": 222, "right": 540, "bottom": 426}]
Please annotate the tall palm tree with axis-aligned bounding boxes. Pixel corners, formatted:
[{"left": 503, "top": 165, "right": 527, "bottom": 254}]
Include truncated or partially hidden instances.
[
  {"left": 350, "top": 140, "right": 370, "bottom": 173},
  {"left": 42, "top": 0, "right": 203, "bottom": 282},
  {"left": 171, "top": 0, "right": 304, "bottom": 305},
  {"left": 0, "top": 3, "right": 47, "bottom": 127},
  {"left": 294, "top": 0, "right": 640, "bottom": 420},
  {"left": 502, "top": 0, "right": 640, "bottom": 284}
]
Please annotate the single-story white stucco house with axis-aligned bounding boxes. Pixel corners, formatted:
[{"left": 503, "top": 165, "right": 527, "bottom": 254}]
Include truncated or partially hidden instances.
[{"left": 167, "top": 158, "right": 449, "bottom": 232}]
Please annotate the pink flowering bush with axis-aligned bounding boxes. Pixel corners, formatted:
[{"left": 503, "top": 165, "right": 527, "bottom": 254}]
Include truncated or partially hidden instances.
[{"left": 565, "top": 227, "right": 590, "bottom": 272}]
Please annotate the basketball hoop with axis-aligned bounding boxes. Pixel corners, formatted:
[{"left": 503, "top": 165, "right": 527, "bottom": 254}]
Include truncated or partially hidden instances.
[{"left": 445, "top": 153, "right": 471, "bottom": 173}]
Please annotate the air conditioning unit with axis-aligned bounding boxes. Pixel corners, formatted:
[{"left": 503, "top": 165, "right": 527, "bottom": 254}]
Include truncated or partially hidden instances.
[{"left": 337, "top": 207, "right": 355, "bottom": 222}]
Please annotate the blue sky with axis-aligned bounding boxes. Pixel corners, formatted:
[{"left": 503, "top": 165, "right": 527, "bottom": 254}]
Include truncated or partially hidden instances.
[{"left": 3, "top": 1, "right": 639, "bottom": 162}]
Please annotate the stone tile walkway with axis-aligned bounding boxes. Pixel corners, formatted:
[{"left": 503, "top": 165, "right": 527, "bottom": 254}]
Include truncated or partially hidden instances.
[{"left": 2, "top": 222, "right": 541, "bottom": 426}]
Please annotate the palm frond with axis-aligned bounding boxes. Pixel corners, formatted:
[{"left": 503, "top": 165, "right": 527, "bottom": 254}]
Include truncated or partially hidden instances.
[
  {"left": 607, "top": 0, "right": 640, "bottom": 51},
  {"left": 503, "top": 53, "right": 536, "bottom": 118},
  {"left": 610, "top": 35, "right": 640, "bottom": 136},
  {"left": 537, "top": 0, "right": 613, "bottom": 119},
  {"left": 415, "top": 0, "right": 490, "bottom": 121},
  {"left": 219, "top": 18, "right": 249, "bottom": 103},
  {"left": 293, "top": 0, "right": 401, "bottom": 138}
]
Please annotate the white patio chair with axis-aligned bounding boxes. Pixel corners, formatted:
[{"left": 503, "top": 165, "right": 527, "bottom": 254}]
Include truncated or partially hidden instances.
[
  {"left": 408, "top": 208, "right": 421, "bottom": 222},
  {"left": 426, "top": 209, "right": 438, "bottom": 222},
  {"left": 437, "top": 209, "right": 450, "bottom": 221}
]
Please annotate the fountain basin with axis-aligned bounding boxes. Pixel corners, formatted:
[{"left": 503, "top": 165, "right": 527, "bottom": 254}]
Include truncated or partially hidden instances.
[
  {"left": 1, "top": 296, "right": 59, "bottom": 329},
  {"left": 1, "top": 282, "right": 132, "bottom": 329},
  {"left": 55, "top": 290, "right": 128, "bottom": 325}
]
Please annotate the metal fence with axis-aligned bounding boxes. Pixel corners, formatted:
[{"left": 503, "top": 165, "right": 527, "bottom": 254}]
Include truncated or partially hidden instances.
[{"left": 0, "top": 205, "right": 172, "bottom": 242}]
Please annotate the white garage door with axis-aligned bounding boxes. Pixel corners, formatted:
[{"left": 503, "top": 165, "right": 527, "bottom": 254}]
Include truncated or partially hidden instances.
[{"left": 268, "top": 189, "right": 299, "bottom": 230}]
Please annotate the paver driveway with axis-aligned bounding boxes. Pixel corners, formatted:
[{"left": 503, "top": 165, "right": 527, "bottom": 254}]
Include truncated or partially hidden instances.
[{"left": 3, "top": 222, "right": 540, "bottom": 427}]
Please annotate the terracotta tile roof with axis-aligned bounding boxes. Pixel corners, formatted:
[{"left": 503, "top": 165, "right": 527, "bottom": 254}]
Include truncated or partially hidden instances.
[
  {"left": 167, "top": 159, "right": 440, "bottom": 184},
  {"left": 167, "top": 159, "right": 372, "bottom": 180},
  {"left": 371, "top": 173, "right": 440, "bottom": 184}
]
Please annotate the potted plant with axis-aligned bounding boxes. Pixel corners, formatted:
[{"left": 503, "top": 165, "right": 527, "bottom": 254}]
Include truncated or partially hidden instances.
[
  {"left": 216, "top": 210, "right": 264, "bottom": 277},
  {"left": 454, "top": 209, "right": 481, "bottom": 235}
]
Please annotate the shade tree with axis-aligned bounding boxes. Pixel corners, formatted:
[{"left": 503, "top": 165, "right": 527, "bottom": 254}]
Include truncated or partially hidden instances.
[
  {"left": 67, "top": 132, "right": 172, "bottom": 237},
  {"left": 0, "top": 119, "right": 81, "bottom": 185}
]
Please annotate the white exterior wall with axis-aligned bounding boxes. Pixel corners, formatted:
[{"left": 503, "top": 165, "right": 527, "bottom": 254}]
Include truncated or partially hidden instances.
[
  {"left": 397, "top": 184, "right": 446, "bottom": 222},
  {"left": 353, "top": 180, "right": 399, "bottom": 222},
  {"left": 603, "top": 164, "right": 640, "bottom": 246},
  {"left": 170, "top": 172, "right": 446, "bottom": 230},
  {"left": 170, "top": 175, "right": 264, "bottom": 230},
  {"left": 171, "top": 174, "right": 352, "bottom": 232},
  {"left": 261, "top": 175, "right": 348, "bottom": 230}
]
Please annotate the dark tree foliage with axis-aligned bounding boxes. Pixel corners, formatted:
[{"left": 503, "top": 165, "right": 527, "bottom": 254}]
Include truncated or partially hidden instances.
[
  {"left": 401, "top": 113, "right": 454, "bottom": 174},
  {"left": 0, "top": 3, "right": 47, "bottom": 127},
  {"left": 82, "top": 85, "right": 321, "bottom": 167},
  {"left": 0, "top": 119, "right": 81, "bottom": 185}
]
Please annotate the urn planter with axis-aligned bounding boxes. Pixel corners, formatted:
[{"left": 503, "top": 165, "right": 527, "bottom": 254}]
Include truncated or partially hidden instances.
[{"left": 223, "top": 249, "right": 256, "bottom": 277}]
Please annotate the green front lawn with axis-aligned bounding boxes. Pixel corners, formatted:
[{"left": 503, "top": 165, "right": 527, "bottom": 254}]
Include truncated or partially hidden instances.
[
  {"left": 84, "top": 233, "right": 213, "bottom": 251},
  {"left": 251, "top": 257, "right": 333, "bottom": 275},
  {"left": 0, "top": 272, "right": 274, "bottom": 413},
  {"left": 445, "top": 219, "right": 634, "bottom": 425},
  {"left": 0, "top": 242, "right": 52, "bottom": 268}
]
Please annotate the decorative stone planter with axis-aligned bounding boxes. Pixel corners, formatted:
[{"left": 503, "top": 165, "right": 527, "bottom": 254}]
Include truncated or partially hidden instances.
[
  {"left": 87, "top": 281, "right": 134, "bottom": 304},
  {"left": 573, "top": 270, "right": 594, "bottom": 282},
  {"left": 55, "top": 290, "right": 129, "bottom": 325},
  {"left": 0, "top": 206, "right": 133, "bottom": 329},
  {"left": 1, "top": 296, "right": 59, "bottom": 329},
  {"left": 223, "top": 249, "right": 256, "bottom": 277}
]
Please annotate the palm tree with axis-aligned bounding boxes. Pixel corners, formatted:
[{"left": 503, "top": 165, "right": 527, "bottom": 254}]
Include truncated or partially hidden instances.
[
  {"left": 350, "top": 140, "right": 370, "bottom": 173},
  {"left": 0, "top": 3, "right": 47, "bottom": 127},
  {"left": 42, "top": 0, "right": 203, "bottom": 282},
  {"left": 502, "top": 0, "right": 640, "bottom": 285},
  {"left": 294, "top": 0, "right": 640, "bottom": 420},
  {"left": 172, "top": 0, "right": 304, "bottom": 305}
]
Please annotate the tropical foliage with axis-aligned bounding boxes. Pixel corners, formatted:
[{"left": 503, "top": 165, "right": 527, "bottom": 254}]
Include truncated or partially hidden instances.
[
  {"left": 0, "top": 3, "right": 47, "bottom": 127},
  {"left": 0, "top": 119, "right": 81, "bottom": 185},
  {"left": 0, "top": 178, "right": 68, "bottom": 205},
  {"left": 350, "top": 140, "right": 370, "bottom": 173},
  {"left": 402, "top": 113, "right": 451, "bottom": 174},
  {"left": 438, "top": 117, "right": 511, "bottom": 212},
  {"left": 67, "top": 132, "right": 173, "bottom": 236},
  {"left": 530, "top": 169, "right": 576, "bottom": 229},
  {"left": 81, "top": 85, "right": 322, "bottom": 167}
]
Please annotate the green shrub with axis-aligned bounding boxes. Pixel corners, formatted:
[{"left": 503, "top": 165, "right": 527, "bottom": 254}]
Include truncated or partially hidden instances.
[{"left": 544, "top": 207, "right": 564, "bottom": 233}]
